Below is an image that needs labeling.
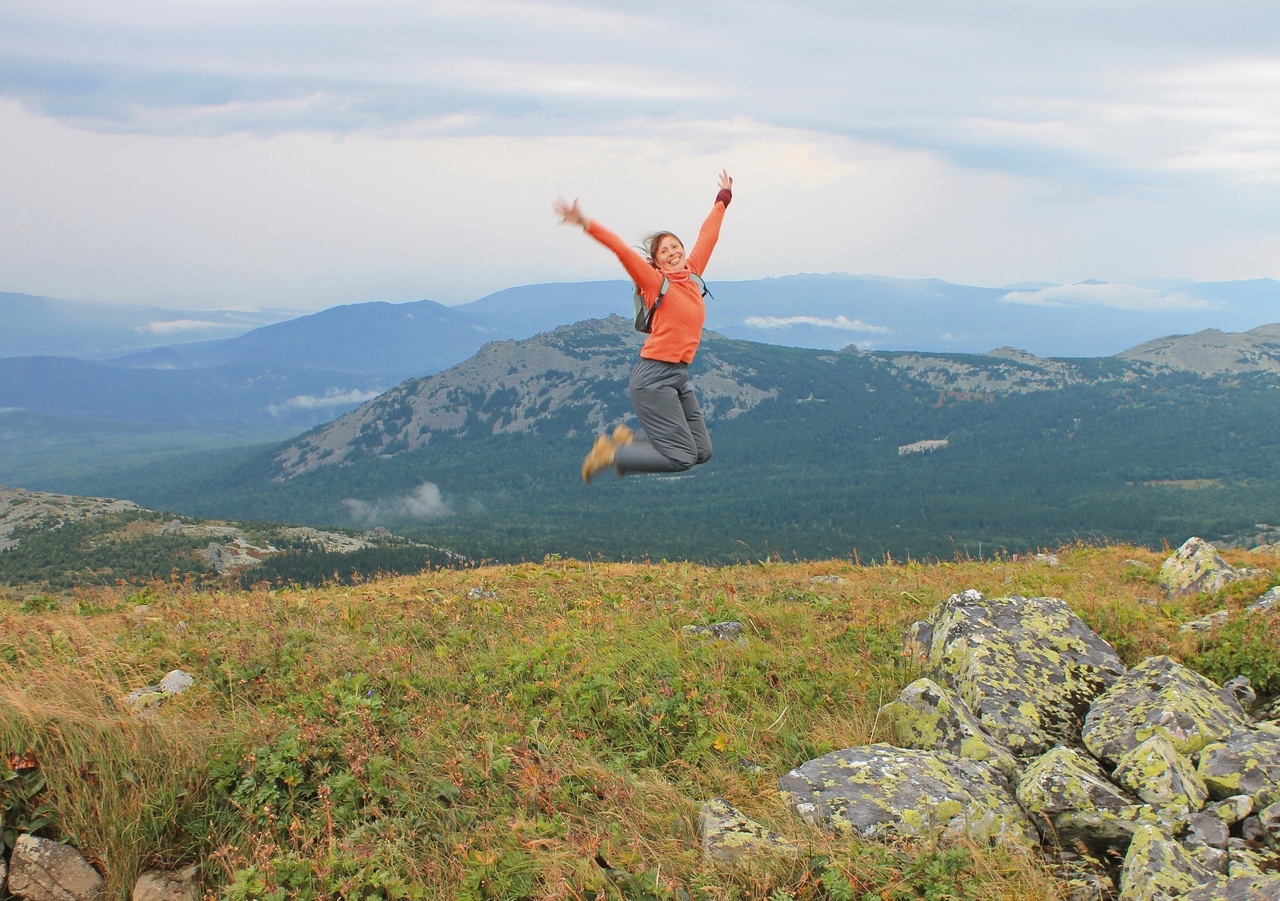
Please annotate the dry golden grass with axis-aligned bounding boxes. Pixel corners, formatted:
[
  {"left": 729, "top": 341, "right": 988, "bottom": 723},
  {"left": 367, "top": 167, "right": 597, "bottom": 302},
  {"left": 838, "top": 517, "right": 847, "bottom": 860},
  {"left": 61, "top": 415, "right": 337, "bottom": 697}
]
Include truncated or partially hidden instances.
[{"left": 1, "top": 543, "right": 1275, "bottom": 899}]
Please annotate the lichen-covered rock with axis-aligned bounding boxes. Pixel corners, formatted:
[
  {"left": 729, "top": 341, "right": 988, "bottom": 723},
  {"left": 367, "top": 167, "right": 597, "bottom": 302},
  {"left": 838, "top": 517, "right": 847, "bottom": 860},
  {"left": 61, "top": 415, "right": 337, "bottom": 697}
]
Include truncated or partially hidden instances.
[
  {"left": 1197, "top": 726, "right": 1280, "bottom": 806},
  {"left": 1053, "top": 804, "right": 1178, "bottom": 855},
  {"left": 133, "top": 866, "right": 200, "bottom": 901},
  {"left": 1222, "top": 677, "right": 1257, "bottom": 714},
  {"left": 1178, "top": 610, "right": 1229, "bottom": 633},
  {"left": 1117, "top": 824, "right": 1216, "bottom": 901},
  {"left": 697, "top": 799, "right": 797, "bottom": 863},
  {"left": 682, "top": 622, "right": 747, "bottom": 644},
  {"left": 1018, "top": 746, "right": 1134, "bottom": 818},
  {"left": 778, "top": 744, "right": 1035, "bottom": 846},
  {"left": 157, "top": 670, "right": 194, "bottom": 695},
  {"left": 1185, "top": 811, "right": 1230, "bottom": 849},
  {"left": 1158, "top": 537, "right": 1241, "bottom": 598},
  {"left": 1258, "top": 799, "right": 1280, "bottom": 841},
  {"left": 1210, "top": 795, "right": 1255, "bottom": 825},
  {"left": 1184, "top": 873, "right": 1280, "bottom": 901},
  {"left": 1246, "top": 585, "right": 1279, "bottom": 615},
  {"left": 1112, "top": 732, "right": 1209, "bottom": 812},
  {"left": 1082, "top": 656, "right": 1251, "bottom": 766},
  {"left": 876, "top": 678, "right": 1019, "bottom": 779},
  {"left": 907, "top": 591, "right": 1125, "bottom": 756},
  {"left": 7, "top": 834, "right": 105, "bottom": 901}
]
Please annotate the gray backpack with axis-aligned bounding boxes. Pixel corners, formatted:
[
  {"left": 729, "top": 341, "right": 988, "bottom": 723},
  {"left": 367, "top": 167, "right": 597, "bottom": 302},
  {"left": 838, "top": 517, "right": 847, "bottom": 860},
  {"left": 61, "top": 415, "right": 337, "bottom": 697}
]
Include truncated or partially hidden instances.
[{"left": 632, "top": 273, "right": 711, "bottom": 333}]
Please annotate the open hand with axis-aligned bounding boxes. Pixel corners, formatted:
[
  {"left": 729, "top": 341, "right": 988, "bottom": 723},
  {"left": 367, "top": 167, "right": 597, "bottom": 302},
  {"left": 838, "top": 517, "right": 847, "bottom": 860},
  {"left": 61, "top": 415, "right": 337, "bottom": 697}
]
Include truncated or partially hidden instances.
[
  {"left": 554, "top": 197, "right": 587, "bottom": 228},
  {"left": 717, "top": 170, "right": 733, "bottom": 192}
]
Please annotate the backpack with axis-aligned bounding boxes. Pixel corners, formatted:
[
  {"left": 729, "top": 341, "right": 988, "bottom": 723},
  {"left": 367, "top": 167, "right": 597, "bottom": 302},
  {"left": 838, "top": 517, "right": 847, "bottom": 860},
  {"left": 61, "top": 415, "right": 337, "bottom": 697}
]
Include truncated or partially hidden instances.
[{"left": 632, "top": 273, "right": 712, "bottom": 333}]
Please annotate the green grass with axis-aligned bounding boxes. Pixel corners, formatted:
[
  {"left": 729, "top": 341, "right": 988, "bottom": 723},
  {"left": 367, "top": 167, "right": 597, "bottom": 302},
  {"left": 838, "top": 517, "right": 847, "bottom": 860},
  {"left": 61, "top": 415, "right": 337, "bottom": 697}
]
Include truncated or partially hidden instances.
[{"left": 2, "top": 545, "right": 1277, "bottom": 899}]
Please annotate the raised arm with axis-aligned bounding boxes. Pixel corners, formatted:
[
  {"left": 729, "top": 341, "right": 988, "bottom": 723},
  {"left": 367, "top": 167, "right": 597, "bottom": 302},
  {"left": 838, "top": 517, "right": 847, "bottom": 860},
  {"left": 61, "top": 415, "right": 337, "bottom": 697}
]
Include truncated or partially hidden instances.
[
  {"left": 687, "top": 170, "right": 733, "bottom": 276},
  {"left": 554, "top": 196, "right": 664, "bottom": 300}
]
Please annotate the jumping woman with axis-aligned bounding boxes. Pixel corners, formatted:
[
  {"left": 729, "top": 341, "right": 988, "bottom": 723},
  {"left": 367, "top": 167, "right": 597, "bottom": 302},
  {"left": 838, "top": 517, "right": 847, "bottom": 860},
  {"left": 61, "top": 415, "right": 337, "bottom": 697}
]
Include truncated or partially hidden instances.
[{"left": 555, "top": 170, "right": 733, "bottom": 482}]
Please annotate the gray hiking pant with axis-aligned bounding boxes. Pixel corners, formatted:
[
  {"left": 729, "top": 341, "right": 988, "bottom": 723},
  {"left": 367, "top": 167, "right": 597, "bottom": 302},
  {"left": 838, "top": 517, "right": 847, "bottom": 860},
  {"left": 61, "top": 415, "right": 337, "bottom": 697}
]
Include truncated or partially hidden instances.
[{"left": 614, "top": 358, "right": 713, "bottom": 475}]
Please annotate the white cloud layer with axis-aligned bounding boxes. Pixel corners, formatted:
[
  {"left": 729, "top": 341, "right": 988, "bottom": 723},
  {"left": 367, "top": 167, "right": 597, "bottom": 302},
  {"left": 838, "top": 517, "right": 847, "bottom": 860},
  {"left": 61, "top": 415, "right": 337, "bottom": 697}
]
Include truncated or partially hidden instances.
[
  {"left": 138, "top": 319, "right": 240, "bottom": 335},
  {"left": 268, "top": 388, "right": 383, "bottom": 416},
  {"left": 342, "top": 482, "right": 452, "bottom": 525},
  {"left": 1000, "top": 282, "right": 1220, "bottom": 312},
  {"left": 744, "top": 315, "right": 892, "bottom": 333}
]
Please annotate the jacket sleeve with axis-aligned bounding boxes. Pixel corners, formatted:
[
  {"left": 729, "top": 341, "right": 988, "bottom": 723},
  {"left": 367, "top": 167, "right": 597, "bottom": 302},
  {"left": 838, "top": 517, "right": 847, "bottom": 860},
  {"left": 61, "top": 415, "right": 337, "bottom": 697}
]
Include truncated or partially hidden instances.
[
  {"left": 585, "top": 220, "right": 665, "bottom": 304},
  {"left": 686, "top": 199, "right": 727, "bottom": 276}
]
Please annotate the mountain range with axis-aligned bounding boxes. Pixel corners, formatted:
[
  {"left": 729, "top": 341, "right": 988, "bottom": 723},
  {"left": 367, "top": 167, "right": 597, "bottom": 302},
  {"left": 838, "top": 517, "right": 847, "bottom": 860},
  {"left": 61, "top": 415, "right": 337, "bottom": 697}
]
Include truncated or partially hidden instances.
[{"left": 52, "top": 316, "right": 1279, "bottom": 565}]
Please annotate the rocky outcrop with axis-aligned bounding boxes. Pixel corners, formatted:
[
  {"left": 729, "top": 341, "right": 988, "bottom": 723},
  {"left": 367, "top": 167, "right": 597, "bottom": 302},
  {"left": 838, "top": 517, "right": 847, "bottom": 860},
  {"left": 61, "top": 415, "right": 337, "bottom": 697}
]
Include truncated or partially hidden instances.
[
  {"left": 1158, "top": 537, "right": 1243, "bottom": 597},
  {"left": 697, "top": 799, "right": 797, "bottom": 862},
  {"left": 901, "top": 590, "right": 1126, "bottom": 756},
  {"left": 769, "top": 573, "right": 1280, "bottom": 900},
  {"left": 6, "top": 834, "right": 104, "bottom": 901},
  {"left": 779, "top": 745, "right": 1037, "bottom": 847}
]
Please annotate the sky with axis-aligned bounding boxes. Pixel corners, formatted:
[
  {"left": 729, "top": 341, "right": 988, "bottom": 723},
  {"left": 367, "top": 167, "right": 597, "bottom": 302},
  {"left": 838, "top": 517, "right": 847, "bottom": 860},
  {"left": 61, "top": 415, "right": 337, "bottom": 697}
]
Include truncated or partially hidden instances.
[{"left": 2, "top": 0, "right": 1279, "bottom": 312}]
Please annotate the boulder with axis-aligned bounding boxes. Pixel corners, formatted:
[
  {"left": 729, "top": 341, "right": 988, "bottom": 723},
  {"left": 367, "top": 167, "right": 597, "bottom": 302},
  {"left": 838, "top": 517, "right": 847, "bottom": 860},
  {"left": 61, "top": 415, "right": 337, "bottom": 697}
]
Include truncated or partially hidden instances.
[
  {"left": 1158, "top": 537, "right": 1241, "bottom": 598},
  {"left": 1184, "top": 874, "right": 1280, "bottom": 901},
  {"left": 7, "top": 834, "right": 105, "bottom": 901},
  {"left": 1197, "top": 726, "right": 1280, "bottom": 806},
  {"left": 682, "top": 622, "right": 747, "bottom": 644},
  {"left": 132, "top": 866, "right": 200, "bottom": 901},
  {"left": 876, "top": 677, "right": 1019, "bottom": 778},
  {"left": 1117, "top": 824, "right": 1217, "bottom": 901},
  {"left": 1246, "top": 586, "right": 1279, "bottom": 614},
  {"left": 697, "top": 799, "right": 797, "bottom": 862},
  {"left": 1082, "top": 656, "right": 1251, "bottom": 767},
  {"left": 778, "top": 744, "right": 1036, "bottom": 846},
  {"left": 904, "top": 591, "right": 1126, "bottom": 756},
  {"left": 1112, "top": 733, "right": 1210, "bottom": 812}
]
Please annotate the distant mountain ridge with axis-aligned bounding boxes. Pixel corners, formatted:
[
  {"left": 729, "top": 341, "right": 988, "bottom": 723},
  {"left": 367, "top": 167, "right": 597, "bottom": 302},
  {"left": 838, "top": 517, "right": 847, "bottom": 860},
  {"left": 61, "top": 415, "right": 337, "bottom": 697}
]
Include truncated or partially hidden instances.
[
  {"left": 1118, "top": 324, "right": 1280, "bottom": 374},
  {"left": 272, "top": 317, "right": 1280, "bottom": 481},
  {"left": 0, "top": 291, "right": 294, "bottom": 359}
]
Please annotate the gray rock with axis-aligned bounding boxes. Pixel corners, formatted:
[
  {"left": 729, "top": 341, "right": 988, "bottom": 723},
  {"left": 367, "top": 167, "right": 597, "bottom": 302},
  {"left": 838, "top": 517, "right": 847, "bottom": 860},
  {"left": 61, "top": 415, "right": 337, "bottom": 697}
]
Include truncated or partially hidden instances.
[
  {"left": 906, "top": 591, "right": 1126, "bottom": 756},
  {"left": 1179, "top": 609, "right": 1229, "bottom": 633},
  {"left": 1222, "top": 676, "right": 1257, "bottom": 713},
  {"left": 682, "top": 622, "right": 747, "bottom": 644},
  {"left": 1082, "top": 655, "right": 1251, "bottom": 767},
  {"left": 1198, "top": 726, "right": 1280, "bottom": 806},
  {"left": 808, "top": 574, "right": 851, "bottom": 585},
  {"left": 132, "top": 866, "right": 200, "bottom": 901},
  {"left": 1185, "top": 811, "right": 1230, "bottom": 849},
  {"left": 1240, "top": 815, "right": 1267, "bottom": 845},
  {"left": 1210, "top": 795, "right": 1255, "bottom": 825},
  {"left": 697, "top": 798, "right": 797, "bottom": 862},
  {"left": 1246, "top": 586, "right": 1280, "bottom": 614},
  {"left": 1158, "top": 537, "right": 1242, "bottom": 598},
  {"left": 1035, "top": 553, "right": 1060, "bottom": 566},
  {"left": 1258, "top": 799, "right": 1280, "bottom": 841},
  {"left": 1112, "top": 732, "right": 1209, "bottom": 812},
  {"left": 157, "top": 670, "right": 194, "bottom": 695},
  {"left": 876, "top": 677, "right": 1020, "bottom": 778},
  {"left": 7, "top": 834, "right": 105, "bottom": 901},
  {"left": 1184, "top": 874, "right": 1280, "bottom": 901},
  {"left": 778, "top": 744, "right": 1037, "bottom": 846},
  {"left": 1118, "top": 824, "right": 1217, "bottom": 901}
]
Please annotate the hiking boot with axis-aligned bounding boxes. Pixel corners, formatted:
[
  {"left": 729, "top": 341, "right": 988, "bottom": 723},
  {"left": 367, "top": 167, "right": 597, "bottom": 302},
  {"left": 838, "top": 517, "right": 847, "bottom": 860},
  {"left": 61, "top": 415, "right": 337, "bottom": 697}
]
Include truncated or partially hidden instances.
[
  {"left": 581, "top": 434, "right": 616, "bottom": 483},
  {"left": 612, "top": 424, "right": 635, "bottom": 446}
]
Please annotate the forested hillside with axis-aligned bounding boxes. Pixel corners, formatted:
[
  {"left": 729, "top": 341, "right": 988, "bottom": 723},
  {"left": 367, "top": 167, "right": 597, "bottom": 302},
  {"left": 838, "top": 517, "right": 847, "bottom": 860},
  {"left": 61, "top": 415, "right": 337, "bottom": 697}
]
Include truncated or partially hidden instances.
[{"left": 60, "top": 319, "right": 1280, "bottom": 564}]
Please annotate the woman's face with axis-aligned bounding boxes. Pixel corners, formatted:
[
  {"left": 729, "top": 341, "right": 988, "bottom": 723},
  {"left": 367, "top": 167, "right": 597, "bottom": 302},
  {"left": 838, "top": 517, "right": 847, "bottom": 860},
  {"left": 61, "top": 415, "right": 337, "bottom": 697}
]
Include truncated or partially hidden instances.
[{"left": 655, "top": 235, "right": 686, "bottom": 271}]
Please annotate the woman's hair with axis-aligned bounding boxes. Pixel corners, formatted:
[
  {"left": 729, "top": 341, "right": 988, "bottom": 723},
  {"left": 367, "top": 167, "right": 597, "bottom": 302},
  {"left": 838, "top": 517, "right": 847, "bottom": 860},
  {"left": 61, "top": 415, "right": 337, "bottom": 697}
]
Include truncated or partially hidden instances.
[{"left": 641, "top": 231, "right": 682, "bottom": 268}]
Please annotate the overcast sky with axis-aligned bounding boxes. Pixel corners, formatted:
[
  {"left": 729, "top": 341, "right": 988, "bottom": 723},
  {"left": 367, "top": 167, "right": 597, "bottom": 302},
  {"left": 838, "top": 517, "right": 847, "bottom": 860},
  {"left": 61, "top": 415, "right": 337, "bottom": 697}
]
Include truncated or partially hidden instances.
[{"left": 2, "top": 1, "right": 1278, "bottom": 311}]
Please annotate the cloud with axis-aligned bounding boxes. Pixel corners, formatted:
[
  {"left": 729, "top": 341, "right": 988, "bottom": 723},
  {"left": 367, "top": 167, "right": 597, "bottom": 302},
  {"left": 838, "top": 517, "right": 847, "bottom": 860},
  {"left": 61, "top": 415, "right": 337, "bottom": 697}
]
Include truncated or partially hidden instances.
[
  {"left": 343, "top": 482, "right": 452, "bottom": 525},
  {"left": 743, "top": 314, "right": 891, "bottom": 333},
  {"left": 137, "top": 318, "right": 238, "bottom": 335},
  {"left": 999, "top": 282, "right": 1220, "bottom": 312},
  {"left": 268, "top": 388, "right": 382, "bottom": 416}
]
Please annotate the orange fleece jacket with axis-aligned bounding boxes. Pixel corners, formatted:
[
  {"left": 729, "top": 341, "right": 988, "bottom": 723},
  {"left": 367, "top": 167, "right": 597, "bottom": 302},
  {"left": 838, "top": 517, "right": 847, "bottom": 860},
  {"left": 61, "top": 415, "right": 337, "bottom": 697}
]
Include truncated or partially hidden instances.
[{"left": 585, "top": 198, "right": 727, "bottom": 364}]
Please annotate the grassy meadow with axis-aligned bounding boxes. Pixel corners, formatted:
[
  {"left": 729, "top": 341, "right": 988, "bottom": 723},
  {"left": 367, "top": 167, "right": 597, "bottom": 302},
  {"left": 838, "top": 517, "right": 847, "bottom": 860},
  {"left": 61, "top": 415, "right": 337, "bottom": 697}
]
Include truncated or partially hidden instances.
[{"left": 3, "top": 544, "right": 1279, "bottom": 900}]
